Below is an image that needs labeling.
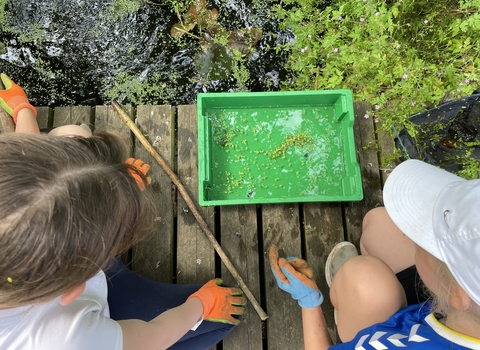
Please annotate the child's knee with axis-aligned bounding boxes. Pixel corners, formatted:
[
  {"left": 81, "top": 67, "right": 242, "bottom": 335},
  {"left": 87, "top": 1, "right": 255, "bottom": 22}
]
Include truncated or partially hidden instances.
[
  {"left": 331, "top": 255, "right": 405, "bottom": 309},
  {"left": 361, "top": 207, "right": 386, "bottom": 233},
  {"left": 332, "top": 256, "right": 406, "bottom": 343}
]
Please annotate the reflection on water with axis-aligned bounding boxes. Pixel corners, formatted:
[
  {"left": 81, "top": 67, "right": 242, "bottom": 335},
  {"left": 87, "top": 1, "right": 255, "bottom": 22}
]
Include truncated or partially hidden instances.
[{"left": 0, "top": 0, "right": 293, "bottom": 106}]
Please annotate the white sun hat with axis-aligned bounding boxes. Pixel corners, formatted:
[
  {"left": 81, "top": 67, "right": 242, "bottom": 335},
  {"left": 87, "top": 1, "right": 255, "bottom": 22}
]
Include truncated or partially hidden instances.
[{"left": 383, "top": 159, "right": 480, "bottom": 306}]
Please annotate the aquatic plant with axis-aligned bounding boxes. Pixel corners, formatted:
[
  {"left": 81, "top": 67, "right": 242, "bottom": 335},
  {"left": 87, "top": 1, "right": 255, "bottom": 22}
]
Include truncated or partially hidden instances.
[
  {"left": 164, "top": 0, "right": 262, "bottom": 85},
  {"left": 273, "top": 0, "right": 480, "bottom": 177},
  {"left": 0, "top": 0, "right": 8, "bottom": 26},
  {"left": 269, "top": 131, "right": 313, "bottom": 159},
  {"left": 0, "top": 0, "right": 289, "bottom": 106},
  {"left": 110, "top": 0, "right": 143, "bottom": 20}
]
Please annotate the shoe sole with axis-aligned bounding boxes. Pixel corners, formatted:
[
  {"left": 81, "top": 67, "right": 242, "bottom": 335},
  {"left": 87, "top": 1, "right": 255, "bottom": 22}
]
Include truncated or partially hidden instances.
[{"left": 325, "top": 241, "right": 358, "bottom": 287}]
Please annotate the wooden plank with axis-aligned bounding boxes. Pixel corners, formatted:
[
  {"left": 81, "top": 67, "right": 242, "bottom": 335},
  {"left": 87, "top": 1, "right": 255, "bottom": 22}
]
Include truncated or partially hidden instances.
[
  {"left": 303, "top": 202, "right": 344, "bottom": 340},
  {"left": 94, "top": 105, "right": 133, "bottom": 149},
  {"left": 0, "top": 107, "right": 50, "bottom": 133},
  {"left": 95, "top": 105, "right": 135, "bottom": 266},
  {"left": 176, "top": 105, "right": 215, "bottom": 284},
  {"left": 53, "top": 106, "right": 94, "bottom": 129},
  {"left": 131, "top": 105, "right": 175, "bottom": 283},
  {"left": 36, "top": 107, "right": 52, "bottom": 129},
  {"left": 263, "top": 203, "right": 303, "bottom": 350},
  {"left": 343, "top": 102, "right": 383, "bottom": 248},
  {"left": 377, "top": 121, "right": 399, "bottom": 185},
  {"left": 0, "top": 106, "right": 51, "bottom": 133},
  {"left": 0, "top": 110, "right": 14, "bottom": 133},
  {"left": 220, "top": 205, "right": 263, "bottom": 350}
]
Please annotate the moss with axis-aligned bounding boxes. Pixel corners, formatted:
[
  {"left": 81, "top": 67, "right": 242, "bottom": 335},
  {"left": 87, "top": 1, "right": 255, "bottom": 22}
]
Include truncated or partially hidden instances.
[
  {"left": 269, "top": 131, "right": 313, "bottom": 159},
  {"left": 17, "top": 23, "right": 46, "bottom": 44},
  {"left": 210, "top": 112, "right": 241, "bottom": 147},
  {"left": 105, "top": 71, "right": 178, "bottom": 106},
  {"left": 0, "top": 0, "right": 9, "bottom": 28},
  {"left": 110, "top": 0, "right": 143, "bottom": 20},
  {"left": 232, "top": 51, "right": 250, "bottom": 91}
]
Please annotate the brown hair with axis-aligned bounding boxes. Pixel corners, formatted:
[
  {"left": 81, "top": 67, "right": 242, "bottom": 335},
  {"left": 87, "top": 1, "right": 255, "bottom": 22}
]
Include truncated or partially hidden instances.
[{"left": 0, "top": 132, "right": 154, "bottom": 306}]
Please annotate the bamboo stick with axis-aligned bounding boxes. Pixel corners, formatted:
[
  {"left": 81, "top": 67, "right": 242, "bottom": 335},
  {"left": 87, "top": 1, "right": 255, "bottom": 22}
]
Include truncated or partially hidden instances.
[{"left": 111, "top": 100, "right": 268, "bottom": 321}]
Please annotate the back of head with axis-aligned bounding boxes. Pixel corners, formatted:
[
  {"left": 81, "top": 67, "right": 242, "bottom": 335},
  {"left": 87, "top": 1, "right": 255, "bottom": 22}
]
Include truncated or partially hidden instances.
[
  {"left": 384, "top": 159, "right": 480, "bottom": 307},
  {"left": 0, "top": 132, "right": 154, "bottom": 307}
]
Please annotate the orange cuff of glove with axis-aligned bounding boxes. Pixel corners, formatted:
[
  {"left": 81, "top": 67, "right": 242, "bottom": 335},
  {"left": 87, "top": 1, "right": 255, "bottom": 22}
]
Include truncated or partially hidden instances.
[
  {"left": 0, "top": 73, "right": 37, "bottom": 123},
  {"left": 186, "top": 278, "right": 245, "bottom": 325}
]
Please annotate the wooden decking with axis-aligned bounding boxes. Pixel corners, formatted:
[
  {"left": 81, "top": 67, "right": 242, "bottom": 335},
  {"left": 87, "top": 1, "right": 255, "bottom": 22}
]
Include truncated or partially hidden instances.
[{"left": 0, "top": 103, "right": 396, "bottom": 350}]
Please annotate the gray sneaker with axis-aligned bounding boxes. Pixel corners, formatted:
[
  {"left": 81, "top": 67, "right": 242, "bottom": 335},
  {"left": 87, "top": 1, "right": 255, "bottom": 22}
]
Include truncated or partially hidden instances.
[{"left": 325, "top": 241, "right": 359, "bottom": 287}]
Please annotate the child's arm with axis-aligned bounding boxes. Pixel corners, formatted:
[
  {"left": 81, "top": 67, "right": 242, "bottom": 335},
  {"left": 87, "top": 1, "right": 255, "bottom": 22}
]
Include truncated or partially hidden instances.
[
  {"left": 0, "top": 73, "right": 40, "bottom": 134},
  {"left": 302, "top": 306, "right": 333, "bottom": 350},
  {"left": 15, "top": 108, "right": 40, "bottom": 134},
  {"left": 119, "top": 278, "right": 245, "bottom": 350},
  {"left": 118, "top": 298, "right": 203, "bottom": 350},
  {"left": 269, "top": 245, "right": 334, "bottom": 350}
]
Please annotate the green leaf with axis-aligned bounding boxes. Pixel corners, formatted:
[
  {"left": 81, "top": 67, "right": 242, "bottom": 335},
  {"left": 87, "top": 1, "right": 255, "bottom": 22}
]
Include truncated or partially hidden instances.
[{"left": 391, "top": 6, "right": 399, "bottom": 18}]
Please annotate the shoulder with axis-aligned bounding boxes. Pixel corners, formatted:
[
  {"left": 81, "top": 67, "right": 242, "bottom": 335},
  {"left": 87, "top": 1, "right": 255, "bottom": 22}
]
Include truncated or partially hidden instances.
[{"left": 0, "top": 271, "right": 122, "bottom": 350}]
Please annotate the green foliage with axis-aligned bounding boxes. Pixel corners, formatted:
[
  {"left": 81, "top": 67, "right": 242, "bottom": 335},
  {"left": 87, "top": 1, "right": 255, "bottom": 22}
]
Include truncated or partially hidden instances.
[
  {"left": 147, "top": 0, "right": 195, "bottom": 18},
  {"left": 231, "top": 51, "right": 250, "bottom": 91},
  {"left": 17, "top": 23, "right": 46, "bottom": 44},
  {"left": 0, "top": 0, "right": 9, "bottom": 28},
  {"left": 272, "top": 0, "right": 480, "bottom": 178},
  {"left": 110, "top": 0, "right": 143, "bottom": 20},
  {"left": 1, "top": 1, "right": 46, "bottom": 45},
  {"left": 104, "top": 71, "right": 180, "bottom": 105}
]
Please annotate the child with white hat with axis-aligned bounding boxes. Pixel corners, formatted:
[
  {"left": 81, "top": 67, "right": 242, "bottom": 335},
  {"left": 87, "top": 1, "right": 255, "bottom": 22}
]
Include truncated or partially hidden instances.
[{"left": 270, "top": 159, "right": 480, "bottom": 349}]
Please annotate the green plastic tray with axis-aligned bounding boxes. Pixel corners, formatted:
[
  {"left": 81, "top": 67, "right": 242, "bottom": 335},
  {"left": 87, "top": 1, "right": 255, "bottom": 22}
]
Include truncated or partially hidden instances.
[{"left": 197, "top": 90, "right": 363, "bottom": 206}]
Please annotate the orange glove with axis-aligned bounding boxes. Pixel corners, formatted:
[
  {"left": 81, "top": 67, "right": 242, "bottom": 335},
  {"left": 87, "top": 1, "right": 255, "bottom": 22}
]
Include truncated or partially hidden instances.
[
  {"left": 0, "top": 73, "right": 37, "bottom": 123},
  {"left": 187, "top": 278, "right": 246, "bottom": 325},
  {"left": 285, "top": 256, "right": 315, "bottom": 279},
  {"left": 125, "top": 158, "right": 151, "bottom": 190},
  {"left": 269, "top": 244, "right": 323, "bottom": 308}
]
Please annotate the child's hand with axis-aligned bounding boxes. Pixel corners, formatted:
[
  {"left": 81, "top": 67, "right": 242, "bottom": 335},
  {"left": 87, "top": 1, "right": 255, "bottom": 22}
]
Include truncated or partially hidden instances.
[
  {"left": 269, "top": 244, "right": 323, "bottom": 308},
  {"left": 125, "top": 158, "right": 151, "bottom": 190},
  {"left": 0, "top": 73, "right": 37, "bottom": 123},
  {"left": 187, "top": 278, "right": 246, "bottom": 325}
]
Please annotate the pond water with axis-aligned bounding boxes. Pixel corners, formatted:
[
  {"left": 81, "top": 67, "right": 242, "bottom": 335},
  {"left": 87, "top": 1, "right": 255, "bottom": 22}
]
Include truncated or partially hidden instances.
[{"left": 0, "top": 0, "right": 294, "bottom": 107}]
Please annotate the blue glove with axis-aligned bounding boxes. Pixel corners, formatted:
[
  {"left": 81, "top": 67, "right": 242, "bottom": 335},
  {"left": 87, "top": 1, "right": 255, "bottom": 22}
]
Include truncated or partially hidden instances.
[{"left": 269, "top": 244, "right": 324, "bottom": 308}]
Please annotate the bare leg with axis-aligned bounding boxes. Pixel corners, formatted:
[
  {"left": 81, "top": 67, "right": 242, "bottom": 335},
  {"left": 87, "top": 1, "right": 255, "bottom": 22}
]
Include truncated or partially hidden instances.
[
  {"left": 330, "top": 255, "right": 407, "bottom": 342},
  {"left": 14, "top": 108, "right": 92, "bottom": 137},
  {"left": 360, "top": 207, "right": 416, "bottom": 274},
  {"left": 48, "top": 125, "right": 92, "bottom": 137}
]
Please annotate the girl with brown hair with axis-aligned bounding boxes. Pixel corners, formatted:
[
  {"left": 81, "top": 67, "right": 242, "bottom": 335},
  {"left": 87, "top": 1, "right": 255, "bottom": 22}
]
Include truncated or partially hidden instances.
[{"left": 0, "top": 75, "right": 245, "bottom": 350}]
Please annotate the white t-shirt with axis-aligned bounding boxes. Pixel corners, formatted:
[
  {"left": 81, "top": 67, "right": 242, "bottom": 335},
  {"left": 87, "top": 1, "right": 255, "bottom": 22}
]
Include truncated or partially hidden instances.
[{"left": 0, "top": 271, "right": 122, "bottom": 350}]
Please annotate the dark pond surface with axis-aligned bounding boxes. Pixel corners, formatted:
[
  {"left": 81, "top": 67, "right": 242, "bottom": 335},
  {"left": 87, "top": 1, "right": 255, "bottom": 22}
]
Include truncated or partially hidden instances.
[{"left": 0, "top": 0, "right": 294, "bottom": 107}]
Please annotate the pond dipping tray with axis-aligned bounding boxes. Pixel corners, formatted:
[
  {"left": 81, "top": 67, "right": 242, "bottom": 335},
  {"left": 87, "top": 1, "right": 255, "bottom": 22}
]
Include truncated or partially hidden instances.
[{"left": 197, "top": 90, "right": 363, "bottom": 206}]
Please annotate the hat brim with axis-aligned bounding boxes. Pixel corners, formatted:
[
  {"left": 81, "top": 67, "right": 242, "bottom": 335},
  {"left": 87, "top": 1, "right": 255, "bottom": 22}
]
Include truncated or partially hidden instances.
[{"left": 383, "top": 160, "right": 465, "bottom": 260}]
